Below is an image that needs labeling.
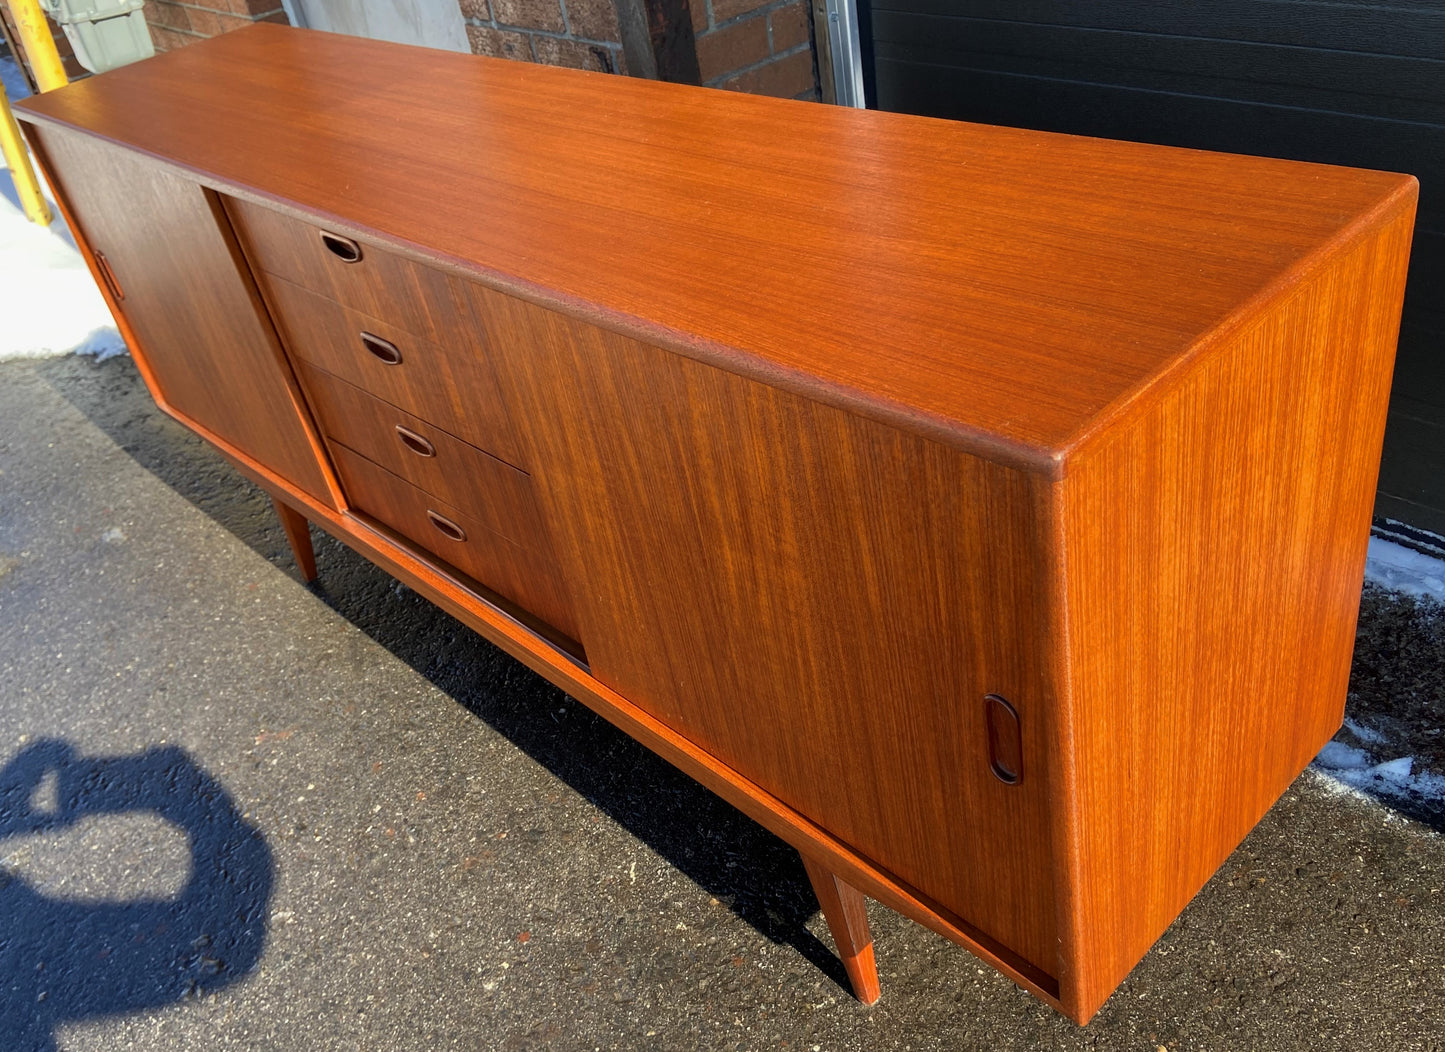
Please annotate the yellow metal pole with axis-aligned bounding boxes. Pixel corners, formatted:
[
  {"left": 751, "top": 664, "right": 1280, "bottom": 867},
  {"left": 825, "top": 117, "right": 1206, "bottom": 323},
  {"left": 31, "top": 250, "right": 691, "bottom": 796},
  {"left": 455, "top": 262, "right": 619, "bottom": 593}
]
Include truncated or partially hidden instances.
[
  {"left": 0, "top": 76, "right": 50, "bottom": 225},
  {"left": 2, "top": 0, "right": 68, "bottom": 224},
  {"left": 8, "top": 0, "right": 69, "bottom": 93}
]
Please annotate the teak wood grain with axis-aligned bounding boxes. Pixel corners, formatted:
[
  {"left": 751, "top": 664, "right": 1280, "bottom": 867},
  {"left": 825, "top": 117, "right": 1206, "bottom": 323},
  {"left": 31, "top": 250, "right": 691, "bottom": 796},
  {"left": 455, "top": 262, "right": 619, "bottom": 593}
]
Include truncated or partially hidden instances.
[
  {"left": 271, "top": 496, "right": 318, "bottom": 583},
  {"left": 26, "top": 125, "right": 333, "bottom": 505},
  {"left": 1052, "top": 203, "right": 1416, "bottom": 1017},
  {"left": 254, "top": 272, "right": 522, "bottom": 467},
  {"left": 329, "top": 443, "right": 582, "bottom": 647},
  {"left": 224, "top": 195, "right": 483, "bottom": 353},
  {"left": 16, "top": 24, "right": 1418, "bottom": 1024},
  {"left": 297, "top": 361, "right": 550, "bottom": 556},
  {"left": 802, "top": 855, "right": 881, "bottom": 1006},
  {"left": 13, "top": 23, "right": 1416, "bottom": 471},
  {"left": 198, "top": 412, "right": 1069, "bottom": 1008},
  {"left": 468, "top": 282, "right": 1061, "bottom": 979}
]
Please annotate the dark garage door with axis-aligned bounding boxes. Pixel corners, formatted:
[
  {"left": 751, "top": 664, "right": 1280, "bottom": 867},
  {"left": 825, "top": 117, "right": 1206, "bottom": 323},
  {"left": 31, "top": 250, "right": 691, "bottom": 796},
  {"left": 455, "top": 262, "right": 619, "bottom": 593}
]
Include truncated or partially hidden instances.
[{"left": 861, "top": 0, "right": 1445, "bottom": 536}]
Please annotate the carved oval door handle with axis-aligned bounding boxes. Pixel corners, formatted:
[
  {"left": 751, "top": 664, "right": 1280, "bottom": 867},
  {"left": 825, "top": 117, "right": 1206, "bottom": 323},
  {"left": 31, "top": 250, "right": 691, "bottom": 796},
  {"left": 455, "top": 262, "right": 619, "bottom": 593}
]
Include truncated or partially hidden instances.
[
  {"left": 360, "top": 331, "right": 402, "bottom": 365},
  {"left": 319, "top": 230, "right": 362, "bottom": 263},
  {"left": 395, "top": 425, "right": 436, "bottom": 458},
  {"left": 426, "top": 510, "right": 466, "bottom": 543},
  {"left": 94, "top": 250, "right": 125, "bottom": 301},
  {"left": 985, "top": 694, "right": 1023, "bottom": 785}
]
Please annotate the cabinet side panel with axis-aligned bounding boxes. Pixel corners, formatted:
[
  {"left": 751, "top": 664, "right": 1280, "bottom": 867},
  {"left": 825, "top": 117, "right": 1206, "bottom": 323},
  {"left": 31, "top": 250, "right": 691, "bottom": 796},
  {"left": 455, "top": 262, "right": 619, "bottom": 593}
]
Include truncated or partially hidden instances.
[
  {"left": 473, "top": 287, "right": 1060, "bottom": 976},
  {"left": 28, "top": 125, "right": 332, "bottom": 505},
  {"left": 1057, "top": 200, "right": 1416, "bottom": 1019}
]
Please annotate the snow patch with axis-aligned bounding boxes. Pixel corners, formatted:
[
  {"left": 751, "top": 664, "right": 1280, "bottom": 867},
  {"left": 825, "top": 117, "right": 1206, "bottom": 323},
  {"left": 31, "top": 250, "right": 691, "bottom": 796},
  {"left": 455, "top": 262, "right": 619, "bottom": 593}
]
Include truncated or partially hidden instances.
[
  {"left": 1365, "top": 537, "right": 1445, "bottom": 605},
  {"left": 1315, "top": 741, "right": 1445, "bottom": 806},
  {"left": 1342, "top": 716, "right": 1388, "bottom": 746},
  {"left": 0, "top": 57, "right": 126, "bottom": 362},
  {"left": 1316, "top": 741, "right": 1371, "bottom": 771}
]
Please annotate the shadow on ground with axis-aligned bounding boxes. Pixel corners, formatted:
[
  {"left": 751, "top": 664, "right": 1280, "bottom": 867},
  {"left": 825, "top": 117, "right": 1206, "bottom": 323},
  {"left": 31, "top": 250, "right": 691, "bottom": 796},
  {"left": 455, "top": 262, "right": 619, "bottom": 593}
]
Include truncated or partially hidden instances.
[
  {"left": 0, "top": 740, "right": 273, "bottom": 1052},
  {"left": 35, "top": 354, "right": 854, "bottom": 995}
]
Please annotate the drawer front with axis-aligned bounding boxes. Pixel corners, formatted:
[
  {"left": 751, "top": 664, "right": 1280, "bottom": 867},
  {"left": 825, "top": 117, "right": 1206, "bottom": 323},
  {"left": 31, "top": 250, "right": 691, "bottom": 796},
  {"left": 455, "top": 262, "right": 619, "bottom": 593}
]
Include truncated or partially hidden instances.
[
  {"left": 331, "top": 443, "right": 582, "bottom": 647},
  {"left": 262, "top": 274, "right": 522, "bottom": 466},
  {"left": 225, "top": 195, "right": 470, "bottom": 347},
  {"left": 300, "top": 362, "right": 546, "bottom": 551}
]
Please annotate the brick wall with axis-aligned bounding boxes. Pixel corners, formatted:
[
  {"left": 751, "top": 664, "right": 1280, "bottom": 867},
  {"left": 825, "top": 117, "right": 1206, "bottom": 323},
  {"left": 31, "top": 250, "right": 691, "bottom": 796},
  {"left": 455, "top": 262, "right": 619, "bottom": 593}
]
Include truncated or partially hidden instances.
[
  {"left": 463, "top": 0, "right": 820, "bottom": 101},
  {"left": 138, "top": 0, "right": 821, "bottom": 103},
  {"left": 144, "top": 1, "right": 288, "bottom": 52},
  {"left": 460, "top": 0, "right": 625, "bottom": 74},
  {"left": 693, "top": 0, "right": 817, "bottom": 99}
]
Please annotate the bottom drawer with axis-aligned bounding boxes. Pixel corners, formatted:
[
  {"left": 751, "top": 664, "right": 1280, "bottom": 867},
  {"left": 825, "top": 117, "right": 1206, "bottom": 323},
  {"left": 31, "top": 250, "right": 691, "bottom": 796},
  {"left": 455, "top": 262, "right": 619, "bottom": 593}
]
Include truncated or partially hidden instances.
[
  {"left": 330, "top": 443, "right": 584, "bottom": 652},
  {"left": 298, "top": 361, "right": 543, "bottom": 548}
]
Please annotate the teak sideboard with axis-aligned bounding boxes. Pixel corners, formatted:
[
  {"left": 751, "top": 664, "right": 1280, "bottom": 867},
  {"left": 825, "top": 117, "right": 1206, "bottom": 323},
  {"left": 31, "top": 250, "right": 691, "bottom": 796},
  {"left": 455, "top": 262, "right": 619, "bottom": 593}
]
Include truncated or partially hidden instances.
[{"left": 17, "top": 24, "right": 1416, "bottom": 1023}]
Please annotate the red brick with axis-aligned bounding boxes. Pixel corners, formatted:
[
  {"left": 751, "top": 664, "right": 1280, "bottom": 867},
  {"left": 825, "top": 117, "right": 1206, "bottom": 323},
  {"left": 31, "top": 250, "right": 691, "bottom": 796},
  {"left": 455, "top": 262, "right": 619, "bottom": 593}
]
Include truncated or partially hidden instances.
[
  {"left": 712, "top": 0, "right": 771, "bottom": 25},
  {"left": 769, "top": 1, "right": 809, "bottom": 53},
  {"left": 718, "top": 47, "right": 814, "bottom": 97},
  {"left": 695, "top": 14, "right": 767, "bottom": 83},
  {"left": 466, "top": 24, "right": 532, "bottom": 60},
  {"left": 220, "top": 0, "right": 287, "bottom": 14},
  {"left": 187, "top": 7, "right": 263, "bottom": 36},
  {"left": 147, "top": 23, "right": 200, "bottom": 51},
  {"left": 177, "top": 7, "right": 216, "bottom": 35},
  {"left": 492, "top": 0, "right": 565, "bottom": 33},
  {"left": 145, "top": 0, "right": 193, "bottom": 32},
  {"left": 185, "top": 7, "right": 223, "bottom": 34},
  {"left": 532, "top": 34, "right": 619, "bottom": 72},
  {"left": 690, "top": 0, "right": 708, "bottom": 33},
  {"left": 565, "top": 0, "right": 619, "bottom": 42},
  {"left": 459, "top": 0, "right": 491, "bottom": 19}
]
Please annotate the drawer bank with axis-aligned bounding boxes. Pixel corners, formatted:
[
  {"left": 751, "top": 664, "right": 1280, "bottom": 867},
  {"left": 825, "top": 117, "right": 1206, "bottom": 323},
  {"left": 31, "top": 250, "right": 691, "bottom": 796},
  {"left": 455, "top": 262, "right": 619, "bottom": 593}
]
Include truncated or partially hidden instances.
[{"left": 16, "top": 23, "right": 1416, "bottom": 1023}]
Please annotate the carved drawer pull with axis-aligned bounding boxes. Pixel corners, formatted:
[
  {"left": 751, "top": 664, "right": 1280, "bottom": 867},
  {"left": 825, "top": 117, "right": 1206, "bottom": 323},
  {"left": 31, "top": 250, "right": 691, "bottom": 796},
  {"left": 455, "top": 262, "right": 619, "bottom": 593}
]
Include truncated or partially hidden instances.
[
  {"left": 360, "top": 331, "right": 402, "bottom": 365},
  {"left": 94, "top": 250, "right": 124, "bottom": 301},
  {"left": 319, "top": 230, "right": 362, "bottom": 263},
  {"left": 985, "top": 694, "right": 1023, "bottom": 785},
  {"left": 395, "top": 425, "right": 436, "bottom": 458},
  {"left": 426, "top": 510, "right": 466, "bottom": 543}
]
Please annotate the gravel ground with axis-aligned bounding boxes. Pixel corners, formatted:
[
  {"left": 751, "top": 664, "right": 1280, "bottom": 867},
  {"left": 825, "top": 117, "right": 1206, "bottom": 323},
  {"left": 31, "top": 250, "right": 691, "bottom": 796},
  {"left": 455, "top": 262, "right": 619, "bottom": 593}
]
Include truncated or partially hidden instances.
[
  {"left": 1, "top": 354, "right": 1443, "bottom": 1052},
  {"left": 1338, "top": 586, "right": 1445, "bottom": 828}
]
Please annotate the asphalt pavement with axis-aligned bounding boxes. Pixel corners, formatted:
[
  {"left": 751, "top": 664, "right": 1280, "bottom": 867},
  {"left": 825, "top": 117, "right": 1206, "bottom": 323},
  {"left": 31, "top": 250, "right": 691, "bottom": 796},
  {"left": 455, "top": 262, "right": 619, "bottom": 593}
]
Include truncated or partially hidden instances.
[{"left": 1, "top": 354, "right": 1442, "bottom": 1051}]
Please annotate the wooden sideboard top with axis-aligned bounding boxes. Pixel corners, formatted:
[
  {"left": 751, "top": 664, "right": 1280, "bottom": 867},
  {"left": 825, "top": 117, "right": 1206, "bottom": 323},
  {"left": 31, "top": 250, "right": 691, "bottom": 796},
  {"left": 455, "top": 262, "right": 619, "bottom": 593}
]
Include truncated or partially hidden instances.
[{"left": 17, "top": 23, "right": 1416, "bottom": 474}]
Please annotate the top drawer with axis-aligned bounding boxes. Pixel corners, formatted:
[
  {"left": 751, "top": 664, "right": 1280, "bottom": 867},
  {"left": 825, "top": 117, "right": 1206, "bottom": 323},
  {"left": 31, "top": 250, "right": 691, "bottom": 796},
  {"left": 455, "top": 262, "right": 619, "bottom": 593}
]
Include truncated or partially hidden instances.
[{"left": 224, "top": 195, "right": 472, "bottom": 348}]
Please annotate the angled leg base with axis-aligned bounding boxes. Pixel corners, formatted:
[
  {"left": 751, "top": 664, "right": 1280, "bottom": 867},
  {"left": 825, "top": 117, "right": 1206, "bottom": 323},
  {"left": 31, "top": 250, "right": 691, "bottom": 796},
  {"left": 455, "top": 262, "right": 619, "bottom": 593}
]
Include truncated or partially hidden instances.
[
  {"left": 271, "top": 495, "right": 317, "bottom": 583},
  {"left": 802, "top": 853, "right": 881, "bottom": 1005}
]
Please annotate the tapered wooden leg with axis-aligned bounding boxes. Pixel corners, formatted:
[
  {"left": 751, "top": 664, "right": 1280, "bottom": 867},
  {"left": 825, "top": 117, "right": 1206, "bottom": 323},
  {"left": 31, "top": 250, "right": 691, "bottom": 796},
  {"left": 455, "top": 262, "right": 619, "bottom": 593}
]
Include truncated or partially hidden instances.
[
  {"left": 802, "top": 854, "right": 881, "bottom": 1005},
  {"left": 271, "top": 496, "right": 317, "bottom": 582}
]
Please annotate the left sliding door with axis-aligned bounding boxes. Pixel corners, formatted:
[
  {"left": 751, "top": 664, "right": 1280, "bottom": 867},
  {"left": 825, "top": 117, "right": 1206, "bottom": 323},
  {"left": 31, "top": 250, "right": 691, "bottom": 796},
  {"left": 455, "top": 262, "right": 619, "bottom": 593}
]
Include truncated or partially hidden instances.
[{"left": 26, "top": 124, "right": 332, "bottom": 505}]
